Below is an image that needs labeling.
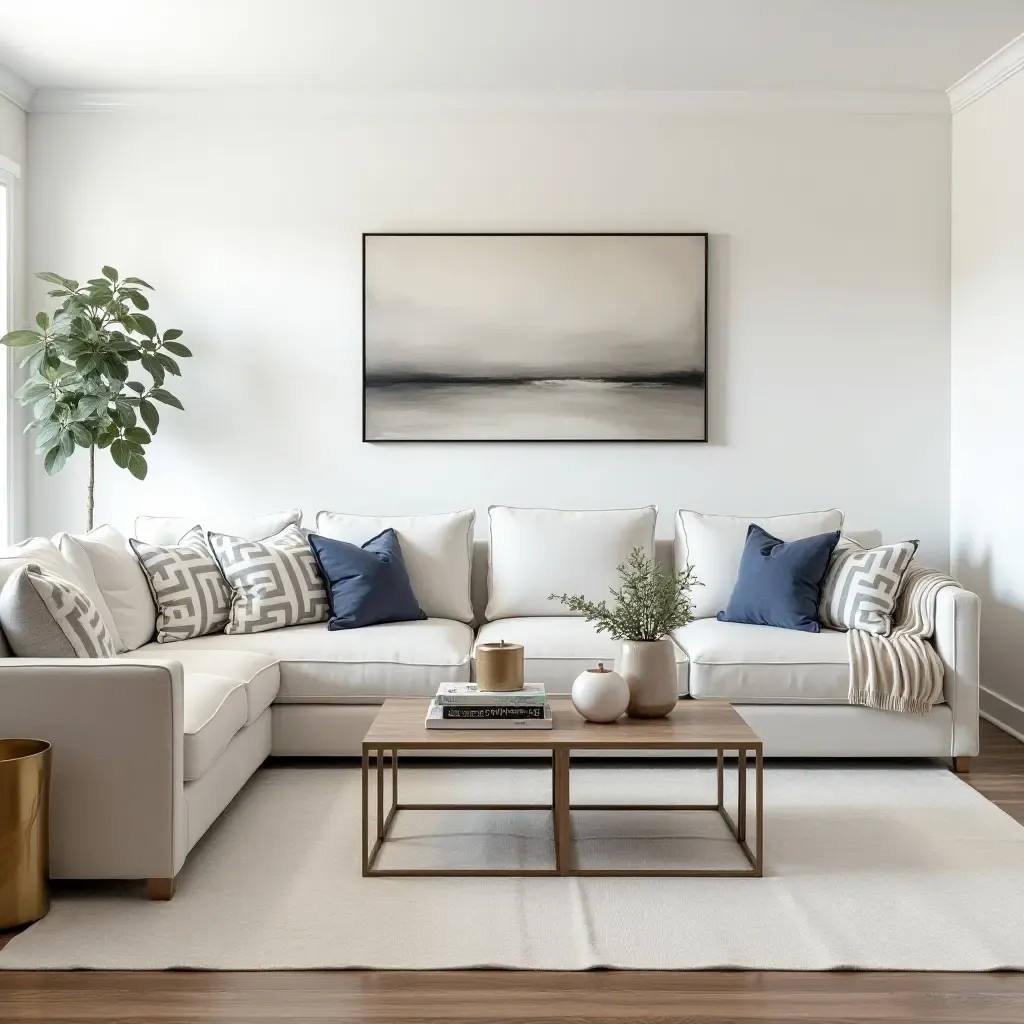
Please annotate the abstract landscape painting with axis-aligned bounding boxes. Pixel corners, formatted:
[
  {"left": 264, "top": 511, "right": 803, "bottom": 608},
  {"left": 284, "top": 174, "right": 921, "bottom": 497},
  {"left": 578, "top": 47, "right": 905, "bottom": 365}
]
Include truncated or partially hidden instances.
[{"left": 363, "top": 233, "right": 707, "bottom": 441}]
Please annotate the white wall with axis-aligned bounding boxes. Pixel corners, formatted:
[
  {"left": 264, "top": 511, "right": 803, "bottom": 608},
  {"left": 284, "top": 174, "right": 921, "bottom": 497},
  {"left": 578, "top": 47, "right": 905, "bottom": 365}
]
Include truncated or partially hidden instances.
[
  {"left": 25, "top": 101, "right": 951, "bottom": 559},
  {"left": 0, "top": 94, "right": 26, "bottom": 543},
  {"left": 951, "top": 69, "right": 1024, "bottom": 731}
]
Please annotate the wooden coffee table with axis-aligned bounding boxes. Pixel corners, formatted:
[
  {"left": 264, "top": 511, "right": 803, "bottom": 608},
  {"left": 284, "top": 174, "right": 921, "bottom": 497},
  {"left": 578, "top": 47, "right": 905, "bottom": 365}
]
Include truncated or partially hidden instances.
[{"left": 361, "top": 698, "right": 763, "bottom": 878}]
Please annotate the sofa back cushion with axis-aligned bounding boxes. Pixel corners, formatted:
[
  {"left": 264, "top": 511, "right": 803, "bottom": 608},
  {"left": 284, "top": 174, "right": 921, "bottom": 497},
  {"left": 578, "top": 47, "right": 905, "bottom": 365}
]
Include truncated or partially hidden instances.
[
  {"left": 675, "top": 508, "right": 845, "bottom": 620},
  {"left": 485, "top": 505, "right": 657, "bottom": 621},
  {"left": 315, "top": 510, "right": 475, "bottom": 623},
  {"left": 56, "top": 525, "right": 156, "bottom": 652},
  {"left": 134, "top": 509, "right": 302, "bottom": 546}
]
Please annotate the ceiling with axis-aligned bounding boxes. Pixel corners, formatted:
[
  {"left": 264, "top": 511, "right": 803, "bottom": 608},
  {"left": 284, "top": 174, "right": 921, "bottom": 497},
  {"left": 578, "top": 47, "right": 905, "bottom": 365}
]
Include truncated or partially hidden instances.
[{"left": 0, "top": 0, "right": 1022, "bottom": 96}]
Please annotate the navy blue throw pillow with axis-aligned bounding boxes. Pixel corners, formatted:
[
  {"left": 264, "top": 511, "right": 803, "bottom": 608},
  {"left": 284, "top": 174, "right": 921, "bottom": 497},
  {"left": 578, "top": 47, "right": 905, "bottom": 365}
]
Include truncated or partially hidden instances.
[
  {"left": 307, "top": 529, "right": 426, "bottom": 630},
  {"left": 717, "top": 525, "right": 841, "bottom": 633}
]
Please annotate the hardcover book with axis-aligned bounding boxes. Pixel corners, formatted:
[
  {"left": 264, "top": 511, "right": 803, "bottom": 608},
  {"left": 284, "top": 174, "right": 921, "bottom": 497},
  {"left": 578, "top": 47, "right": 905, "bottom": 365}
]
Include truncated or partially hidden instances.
[
  {"left": 434, "top": 682, "right": 546, "bottom": 706},
  {"left": 441, "top": 704, "right": 545, "bottom": 720},
  {"left": 424, "top": 704, "right": 553, "bottom": 730}
]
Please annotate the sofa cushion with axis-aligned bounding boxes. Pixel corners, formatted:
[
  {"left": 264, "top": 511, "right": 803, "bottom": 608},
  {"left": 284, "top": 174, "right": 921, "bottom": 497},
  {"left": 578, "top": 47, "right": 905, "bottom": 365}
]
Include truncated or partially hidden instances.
[
  {"left": 674, "top": 617, "right": 851, "bottom": 703},
  {"left": 0, "top": 563, "right": 117, "bottom": 658},
  {"left": 485, "top": 506, "right": 657, "bottom": 620},
  {"left": 674, "top": 508, "right": 845, "bottom": 620},
  {"left": 210, "top": 525, "right": 329, "bottom": 634},
  {"left": 0, "top": 537, "right": 87, "bottom": 593},
  {"left": 475, "top": 617, "right": 689, "bottom": 696},
  {"left": 179, "top": 672, "right": 249, "bottom": 782},
  {"left": 134, "top": 509, "right": 302, "bottom": 546},
  {"left": 131, "top": 527, "right": 232, "bottom": 642},
  {"left": 129, "top": 646, "right": 280, "bottom": 725},
  {"left": 148, "top": 619, "right": 473, "bottom": 703},
  {"left": 57, "top": 525, "right": 156, "bottom": 652},
  {"left": 315, "top": 510, "right": 475, "bottom": 623}
]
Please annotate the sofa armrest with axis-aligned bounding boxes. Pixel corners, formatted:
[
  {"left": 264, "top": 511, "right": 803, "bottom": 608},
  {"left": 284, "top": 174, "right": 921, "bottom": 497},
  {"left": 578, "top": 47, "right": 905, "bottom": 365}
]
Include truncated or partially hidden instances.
[
  {"left": 932, "top": 586, "right": 981, "bottom": 758},
  {"left": 0, "top": 658, "right": 185, "bottom": 880}
]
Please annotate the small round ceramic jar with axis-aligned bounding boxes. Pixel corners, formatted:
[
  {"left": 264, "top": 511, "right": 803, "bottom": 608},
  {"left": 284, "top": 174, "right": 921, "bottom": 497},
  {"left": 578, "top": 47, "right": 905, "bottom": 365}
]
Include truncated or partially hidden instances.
[{"left": 571, "top": 662, "right": 629, "bottom": 723}]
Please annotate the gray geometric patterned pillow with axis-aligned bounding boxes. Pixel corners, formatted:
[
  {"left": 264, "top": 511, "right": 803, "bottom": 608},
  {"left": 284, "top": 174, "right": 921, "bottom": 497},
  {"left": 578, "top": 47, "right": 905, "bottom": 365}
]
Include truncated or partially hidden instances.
[
  {"left": 130, "top": 526, "right": 231, "bottom": 643},
  {"left": 209, "top": 524, "right": 328, "bottom": 634},
  {"left": 818, "top": 537, "right": 919, "bottom": 635},
  {"left": 0, "top": 563, "right": 117, "bottom": 658}
]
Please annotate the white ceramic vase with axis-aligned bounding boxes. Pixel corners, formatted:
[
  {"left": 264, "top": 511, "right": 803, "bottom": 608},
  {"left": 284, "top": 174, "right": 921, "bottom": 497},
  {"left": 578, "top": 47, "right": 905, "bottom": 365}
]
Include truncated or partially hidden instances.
[
  {"left": 619, "top": 638, "right": 678, "bottom": 718},
  {"left": 571, "top": 662, "right": 629, "bottom": 723}
]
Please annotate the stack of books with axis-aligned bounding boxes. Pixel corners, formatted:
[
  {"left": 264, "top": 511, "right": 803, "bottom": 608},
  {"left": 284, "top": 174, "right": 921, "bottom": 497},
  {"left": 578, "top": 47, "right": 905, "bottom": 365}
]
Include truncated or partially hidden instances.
[{"left": 424, "top": 682, "right": 552, "bottom": 730}]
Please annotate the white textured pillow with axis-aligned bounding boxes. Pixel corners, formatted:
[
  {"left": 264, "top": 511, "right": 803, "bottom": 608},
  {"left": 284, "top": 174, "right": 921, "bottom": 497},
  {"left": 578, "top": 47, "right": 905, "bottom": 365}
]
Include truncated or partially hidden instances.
[
  {"left": 485, "top": 505, "right": 657, "bottom": 621},
  {"left": 0, "top": 537, "right": 86, "bottom": 594},
  {"left": 316, "top": 510, "right": 475, "bottom": 622},
  {"left": 134, "top": 509, "right": 302, "bottom": 546},
  {"left": 56, "top": 525, "right": 156, "bottom": 652},
  {"left": 675, "top": 508, "right": 845, "bottom": 619}
]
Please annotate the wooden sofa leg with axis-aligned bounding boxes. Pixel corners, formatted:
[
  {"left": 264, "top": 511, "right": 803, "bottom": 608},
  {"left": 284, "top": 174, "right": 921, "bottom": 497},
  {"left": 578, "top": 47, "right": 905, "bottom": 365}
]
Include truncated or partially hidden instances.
[
  {"left": 147, "top": 876, "right": 177, "bottom": 901},
  {"left": 953, "top": 756, "right": 973, "bottom": 774}
]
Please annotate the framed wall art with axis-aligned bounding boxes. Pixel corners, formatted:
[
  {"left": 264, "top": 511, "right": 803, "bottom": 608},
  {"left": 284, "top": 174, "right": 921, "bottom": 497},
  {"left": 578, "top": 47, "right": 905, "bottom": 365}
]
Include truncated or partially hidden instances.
[{"left": 362, "top": 232, "right": 708, "bottom": 442}]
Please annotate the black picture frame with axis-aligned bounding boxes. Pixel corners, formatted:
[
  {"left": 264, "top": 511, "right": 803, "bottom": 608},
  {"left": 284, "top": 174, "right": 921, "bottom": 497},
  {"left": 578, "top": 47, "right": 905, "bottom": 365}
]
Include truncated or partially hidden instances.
[{"left": 362, "top": 232, "right": 709, "bottom": 443}]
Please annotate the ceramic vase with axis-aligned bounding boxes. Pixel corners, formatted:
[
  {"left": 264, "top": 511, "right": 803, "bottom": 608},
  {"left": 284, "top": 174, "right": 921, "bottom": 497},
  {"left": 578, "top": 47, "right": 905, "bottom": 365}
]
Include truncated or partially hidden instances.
[
  {"left": 571, "top": 662, "right": 629, "bottom": 723},
  {"left": 619, "top": 638, "right": 678, "bottom": 718}
]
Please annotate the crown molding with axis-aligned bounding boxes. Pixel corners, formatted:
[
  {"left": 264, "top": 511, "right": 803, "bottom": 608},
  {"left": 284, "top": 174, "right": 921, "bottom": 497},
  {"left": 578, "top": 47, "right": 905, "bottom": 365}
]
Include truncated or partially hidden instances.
[
  {"left": 0, "top": 64, "right": 33, "bottom": 110},
  {"left": 948, "top": 31, "right": 1024, "bottom": 113},
  {"left": 29, "top": 87, "right": 950, "bottom": 116}
]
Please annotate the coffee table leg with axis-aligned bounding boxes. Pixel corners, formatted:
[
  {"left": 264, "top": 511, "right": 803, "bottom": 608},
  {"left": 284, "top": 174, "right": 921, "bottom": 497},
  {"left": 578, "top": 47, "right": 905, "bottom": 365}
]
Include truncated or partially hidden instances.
[
  {"left": 376, "top": 748, "right": 385, "bottom": 842},
  {"left": 738, "top": 748, "right": 747, "bottom": 842},
  {"left": 553, "top": 748, "right": 572, "bottom": 874},
  {"left": 361, "top": 746, "right": 369, "bottom": 875},
  {"left": 755, "top": 746, "right": 764, "bottom": 877},
  {"left": 716, "top": 749, "right": 724, "bottom": 809},
  {"left": 392, "top": 747, "right": 399, "bottom": 809}
]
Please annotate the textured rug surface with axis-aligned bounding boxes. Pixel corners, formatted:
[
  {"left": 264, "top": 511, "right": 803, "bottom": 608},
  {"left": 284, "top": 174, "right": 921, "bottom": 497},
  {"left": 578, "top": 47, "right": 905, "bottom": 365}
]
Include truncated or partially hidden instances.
[{"left": 3, "top": 763, "right": 1024, "bottom": 971}]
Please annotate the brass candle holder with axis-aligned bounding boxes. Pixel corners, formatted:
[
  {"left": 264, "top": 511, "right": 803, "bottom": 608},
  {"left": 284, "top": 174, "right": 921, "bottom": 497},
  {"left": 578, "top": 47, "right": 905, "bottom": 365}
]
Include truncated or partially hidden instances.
[{"left": 475, "top": 640, "right": 525, "bottom": 691}]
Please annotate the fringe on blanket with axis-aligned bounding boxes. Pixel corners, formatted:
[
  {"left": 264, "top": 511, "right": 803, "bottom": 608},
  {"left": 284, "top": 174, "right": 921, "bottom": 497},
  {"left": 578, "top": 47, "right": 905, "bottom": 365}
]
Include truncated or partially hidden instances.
[{"left": 847, "top": 566, "right": 960, "bottom": 715}]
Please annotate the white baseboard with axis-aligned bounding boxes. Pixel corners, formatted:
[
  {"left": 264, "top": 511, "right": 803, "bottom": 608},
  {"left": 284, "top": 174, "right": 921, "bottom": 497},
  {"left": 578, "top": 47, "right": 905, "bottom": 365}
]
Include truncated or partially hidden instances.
[{"left": 979, "top": 686, "right": 1024, "bottom": 745}]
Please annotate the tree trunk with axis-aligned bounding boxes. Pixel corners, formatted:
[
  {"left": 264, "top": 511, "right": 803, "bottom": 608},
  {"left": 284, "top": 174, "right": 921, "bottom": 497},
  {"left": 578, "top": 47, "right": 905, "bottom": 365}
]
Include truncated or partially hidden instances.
[{"left": 87, "top": 445, "right": 95, "bottom": 532}]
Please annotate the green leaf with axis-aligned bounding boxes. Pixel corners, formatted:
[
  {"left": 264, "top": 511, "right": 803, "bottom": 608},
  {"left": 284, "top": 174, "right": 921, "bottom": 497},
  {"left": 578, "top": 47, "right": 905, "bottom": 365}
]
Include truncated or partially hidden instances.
[
  {"left": 127, "top": 451, "right": 148, "bottom": 481},
  {"left": 102, "top": 265, "right": 119, "bottom": 283},
  {"left": 162, "top": 328, "right": 183, "bottom": 341},
  {"left": 35, "top": 311, "right": 50, "bottom": 330},
  {"left": 156, "top": 352, "right": 180, "bottom": 376},
  {"left": 60, "top": 431, "right": 75, "bottom": 457},
  {"left": 33, "top": 395, "right": 56, "bottom": 420},
  {"left": 75, "top": 395, "right": 108, "bottom": 419},
  {"left": 95, "top": 427, "right": 117, "bottom": 449},
  {"left": 141, "top": 353, "right": 165, "bottom": 385},
  {"left": 123, "top": 426, "right": 151, "bottom": 444},
  {"left": 110, "top": 438, "right": 130, "bottom": 469},
  {"left": 43, "top": 445, "right": 67, "bottom": 475},
  {"left": 162, "top": 340, "right": 192, "bottom": 358},
  {"left": 122, "top": 276, "right": 153, "bottom": 289},
  {"left": 34, "top": 420, "right": 63, "bottom": 449},
  {"left": 132, "top": 313, "right": 157, "bottom": 339},
  {"left": 1, "top": 329, "right": 43, "bottom": 347},
  {"left": 122, "top": 348, "right": 142, "bottom": 361},
  {"left": 104, "top": 356, "right": 130, "bottom": 381},
  {"left": 125, "top": 381, "right": 145, "bottom": 394},
  {"left": 36, "top": 271, "right": 78, "bottom": 290},
  {"left": 149, "top": 388, "right": 184, "bottom": 410},
  {"left": 114, "top": 399, "right": 137, "bottom": 427},
  {"left": 139, "top": 399, "right": 160, "bottom": 433},
  {"left": 125, "top": 290, "right": 150, "bottom": 310},
  {"left": 70, "top": 422, "right": 93, "bottom": 446}
]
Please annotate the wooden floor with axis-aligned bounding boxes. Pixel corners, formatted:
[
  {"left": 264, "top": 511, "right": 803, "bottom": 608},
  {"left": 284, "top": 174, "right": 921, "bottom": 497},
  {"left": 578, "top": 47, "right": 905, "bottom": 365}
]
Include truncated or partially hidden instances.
[{"left": 2, "top": 719, "right": 1023, "bottom": 1024}]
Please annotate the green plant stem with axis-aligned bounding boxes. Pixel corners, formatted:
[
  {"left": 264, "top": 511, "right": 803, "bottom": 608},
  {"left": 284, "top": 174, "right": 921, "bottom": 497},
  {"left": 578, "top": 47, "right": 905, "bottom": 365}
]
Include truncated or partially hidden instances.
[{"left": 87, "top": 444, "right": 94, "bottom": 531}]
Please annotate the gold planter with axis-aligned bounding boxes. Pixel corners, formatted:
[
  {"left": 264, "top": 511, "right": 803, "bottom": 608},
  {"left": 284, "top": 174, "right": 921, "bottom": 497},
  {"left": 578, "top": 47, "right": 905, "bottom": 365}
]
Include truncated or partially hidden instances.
[
  {"left": 475, "top": 641, "right": 525, "bottom": 691},
  {"left": 0, "top": 739, "right": 51, "bottom": 930}
]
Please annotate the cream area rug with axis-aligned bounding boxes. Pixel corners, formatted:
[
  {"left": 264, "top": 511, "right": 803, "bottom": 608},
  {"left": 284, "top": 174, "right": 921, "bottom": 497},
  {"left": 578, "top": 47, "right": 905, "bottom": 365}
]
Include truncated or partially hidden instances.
[{"left": 3, "top": 763, "right": 1024, "bottom": 971}]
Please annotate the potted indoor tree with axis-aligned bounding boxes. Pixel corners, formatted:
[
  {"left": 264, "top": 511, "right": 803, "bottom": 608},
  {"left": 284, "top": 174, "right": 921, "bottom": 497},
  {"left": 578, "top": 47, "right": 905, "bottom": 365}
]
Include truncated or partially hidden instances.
[
  {"left": 550, "top": 548, "right": 699, "bottom": 717},
  {"left": 1, "top": 268, "right": 190, "bottom": 530}
]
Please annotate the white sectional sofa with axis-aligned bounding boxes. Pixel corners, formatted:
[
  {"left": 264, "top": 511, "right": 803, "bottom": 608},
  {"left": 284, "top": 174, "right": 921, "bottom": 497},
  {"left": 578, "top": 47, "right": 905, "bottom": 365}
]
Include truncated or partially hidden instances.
[{"left": 0, "top": 506, "right": 980, "bottom": 897}]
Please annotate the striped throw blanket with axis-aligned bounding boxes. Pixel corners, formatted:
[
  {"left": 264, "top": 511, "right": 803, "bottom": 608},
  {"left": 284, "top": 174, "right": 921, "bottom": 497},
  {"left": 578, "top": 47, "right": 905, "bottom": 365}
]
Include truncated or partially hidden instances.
[{"left": 848, "top": 565, "right": 960, "bottom": 715}]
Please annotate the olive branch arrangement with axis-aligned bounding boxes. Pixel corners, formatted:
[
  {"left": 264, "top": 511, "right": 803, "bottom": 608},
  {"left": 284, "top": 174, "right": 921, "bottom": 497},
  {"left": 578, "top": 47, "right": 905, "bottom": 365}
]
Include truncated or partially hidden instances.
[{"left": 550, "top": 547, "right": 700, "bottom": 642}]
